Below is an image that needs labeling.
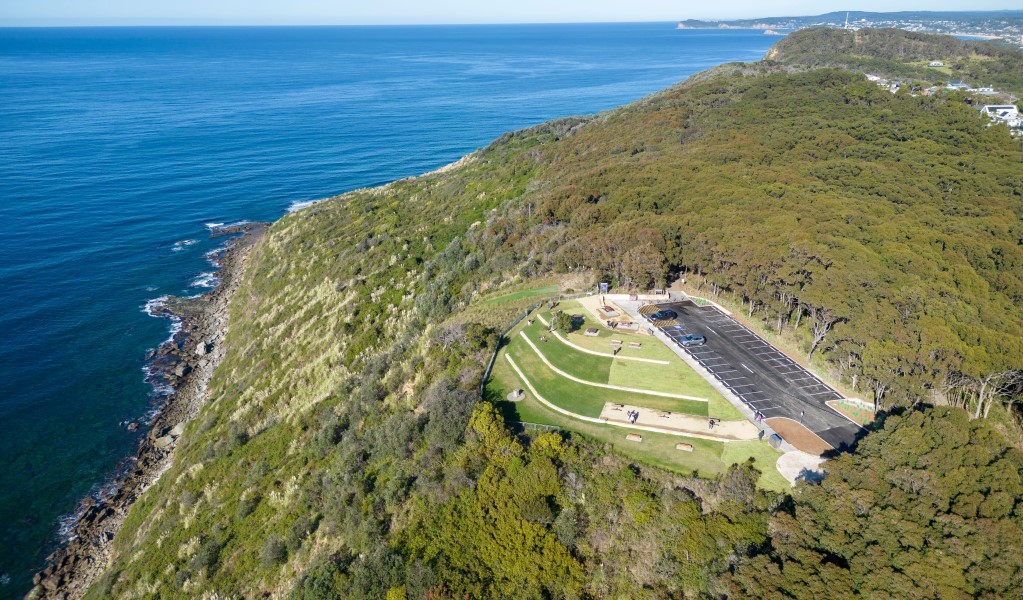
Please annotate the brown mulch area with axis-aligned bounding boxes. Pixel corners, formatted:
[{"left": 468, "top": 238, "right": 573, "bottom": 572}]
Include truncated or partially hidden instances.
[{"left": 765, "top": 417, "right": 834, "bottom": 456}]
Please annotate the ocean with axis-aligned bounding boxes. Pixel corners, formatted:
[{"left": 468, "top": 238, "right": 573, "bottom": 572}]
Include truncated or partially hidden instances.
[{"left": 0, "top": 23, "right": 777, "bottom": 596}]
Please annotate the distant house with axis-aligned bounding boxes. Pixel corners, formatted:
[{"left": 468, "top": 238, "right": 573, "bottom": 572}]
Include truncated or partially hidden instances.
[
  {"left": 979, "top": 105, "right": 1021, "bottom": 128},
  {"left": 946, "top": 81, "right": 971, "bottom": 91},
  {"left": 979, "top": 104, "right": 1019, "bottom": 117},
  {"left": 928, "top": 60, "right": 944, "bottom": 67}
]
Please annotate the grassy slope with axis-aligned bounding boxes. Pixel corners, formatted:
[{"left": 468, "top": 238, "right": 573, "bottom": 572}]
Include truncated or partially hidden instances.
[
  {"left": 542, "top": 300, "right": 742, "bottom": 418},
  {"left": 506, "top": 333, "right": 710, "bottom": 416},
  {"left": 486, "top": 345, "right": 785, "bottom": 490},
  {"left": 480, "top": 283, "right": 560, "bottom": 305},
  {"left": 88, "top": 130, "right": 550, "bottom": 597}
]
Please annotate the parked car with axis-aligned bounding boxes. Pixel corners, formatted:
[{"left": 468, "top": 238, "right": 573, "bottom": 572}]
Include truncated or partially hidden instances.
[
  {"left": 679, "top": 334, "right": 706, "bottom": 347},
  {"left": 648, "top": 309, "right": 678, "bottom": 321}
]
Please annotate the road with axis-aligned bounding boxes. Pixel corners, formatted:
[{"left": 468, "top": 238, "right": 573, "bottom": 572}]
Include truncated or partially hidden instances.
[{"left": 651, "top": 300, "right": 862, "bottom": 450}]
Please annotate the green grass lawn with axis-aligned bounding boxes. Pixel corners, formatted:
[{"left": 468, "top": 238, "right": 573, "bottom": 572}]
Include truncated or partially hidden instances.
[
  {"left": 481, "top": 283, "right": 560, "bottom": 305},
  {"left": 543, "top": 299, "right": 675, "bottom": 361},
  {"left": 540, "top": 300, "right": 743, "bottom": 420},
  {"left": 520, "top": 320, "right": 612, "bottom": 384},
  {"left": 485, "top": 352, "right": 786, "bottom": 490},
  {"left": 721, "top": 440, "right": 788, "bottom": 491},
  {"left": 506, "top": 335, "right": 709, "bottom": 417}
]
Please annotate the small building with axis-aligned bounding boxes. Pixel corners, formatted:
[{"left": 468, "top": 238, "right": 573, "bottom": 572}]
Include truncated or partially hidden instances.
[
  {"left": 928, "top": 60, "right": 944, "bottom": 67},
  {"left": 980, "top": 104, "right": 1019, "bottom": 119},
  {"left": 947, "top": 81, "right": 971, "bottom": 91}
]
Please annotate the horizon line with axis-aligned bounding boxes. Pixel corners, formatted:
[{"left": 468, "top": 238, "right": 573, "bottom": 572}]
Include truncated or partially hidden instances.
[
  {"left": 2, "top": 20, "right": 685, "bottom": 28},
  {"left": 3, "top": 8, "right": 1021, "bottom": 29}
]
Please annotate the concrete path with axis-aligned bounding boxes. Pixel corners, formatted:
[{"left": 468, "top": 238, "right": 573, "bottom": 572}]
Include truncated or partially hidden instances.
[
  {"left": 520, "top": 331, "right": 708, "bottom": 401},
  {"left": 533, "top": 313, "right": 668, "bottom": 365},
  {"left": 599, "top": 402, "right": 759, "bottom": 440},
  {"left": 776, "top": 451, "right": 827, "bottom": 485},
  {"left": 504, "top": 354, "right": 743, "bottom": 443}
]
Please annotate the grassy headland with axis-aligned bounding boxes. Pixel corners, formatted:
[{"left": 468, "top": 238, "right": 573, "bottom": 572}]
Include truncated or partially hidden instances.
[{"left": 76, "top": 29, "right": 1023, "bottom": 600}]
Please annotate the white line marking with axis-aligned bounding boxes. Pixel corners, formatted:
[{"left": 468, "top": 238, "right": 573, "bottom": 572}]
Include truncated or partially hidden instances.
[{"left": 520, "top": 332, "right": 707, "bottom": 400}]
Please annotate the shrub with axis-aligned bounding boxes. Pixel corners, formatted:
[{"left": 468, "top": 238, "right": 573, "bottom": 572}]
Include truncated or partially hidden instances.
[{"left": 260, "top": 536, "right": 287, "bottom": 568}]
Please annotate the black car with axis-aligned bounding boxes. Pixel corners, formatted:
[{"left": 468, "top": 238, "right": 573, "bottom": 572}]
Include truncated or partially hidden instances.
[
  {"left": 648, "top": 309, "right": 678, "bottom": 321},
  {"left": 678, "top": 334, "right": 706, "bottom": 347}
]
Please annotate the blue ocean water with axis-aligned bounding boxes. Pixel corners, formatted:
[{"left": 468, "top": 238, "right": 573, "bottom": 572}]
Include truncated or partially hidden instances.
[{"left": 0, "top": 24, "right": 777, "bottom": 595}]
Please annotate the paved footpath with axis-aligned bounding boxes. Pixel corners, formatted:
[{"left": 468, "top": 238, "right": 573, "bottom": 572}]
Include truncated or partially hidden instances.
[{"left": 599, "top": 402, "right": 759, "bottom": 440}]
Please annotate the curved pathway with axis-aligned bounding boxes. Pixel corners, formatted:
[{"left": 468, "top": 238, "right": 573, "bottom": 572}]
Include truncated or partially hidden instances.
[
  {"left": 534, "top": 314, "right": 669, "bottom": 364},
  {"left": 521, "top": 332, "right": 708, "bottom": 401},
  {"left": 505, "top": 354, "right": 746, "bottom": 442}
]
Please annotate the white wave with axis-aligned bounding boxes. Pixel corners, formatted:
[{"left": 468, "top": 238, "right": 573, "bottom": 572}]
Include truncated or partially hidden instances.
[
  {"left": 171, "top": 239, "right": 198, "bottom": 252},
  {"left": 205, "top": 220, "right": 250, "bottom": 232},
  {"left": 287, "top": 198, "right": 322, "bottom": 213},
  {"left": 141, "top": 364, "right": 175, "bottom": 397},
  {"left": 142, "top": 295, "right": 169, "bottom": 317},
  {"left": 142, "top": 296, "right": 182, "bottom": 343},
  {"left": 203, "top": 246, "right": 229, "bottom": 268},
  {"left": 189, "top": 272, "right": 220, "bottom": 288}
]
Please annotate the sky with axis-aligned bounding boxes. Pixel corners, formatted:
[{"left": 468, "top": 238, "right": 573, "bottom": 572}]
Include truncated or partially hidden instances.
[{"left": 0, "top": 0, "right": 1018, "bottom": 26}]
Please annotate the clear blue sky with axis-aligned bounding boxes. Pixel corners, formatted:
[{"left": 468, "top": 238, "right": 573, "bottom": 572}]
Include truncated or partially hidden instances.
[{"left": 1, "top": 0, "right": 1016, "bottom": 26}]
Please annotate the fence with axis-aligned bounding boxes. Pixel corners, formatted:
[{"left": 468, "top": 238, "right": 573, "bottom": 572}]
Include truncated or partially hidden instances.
[
  {"left": 478, "top": 290, "right": 593, "bottom": 396},
  {"left": 479, "top": 301, "right": 542, "bottom": 396}
]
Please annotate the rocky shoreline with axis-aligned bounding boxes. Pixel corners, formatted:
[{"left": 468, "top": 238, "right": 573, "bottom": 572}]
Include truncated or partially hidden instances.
[{"left": 27, "top": 223, "right": 267, "bottom": 600}]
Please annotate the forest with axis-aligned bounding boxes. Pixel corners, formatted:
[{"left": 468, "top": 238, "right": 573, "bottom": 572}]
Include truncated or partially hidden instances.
[
  {"left": 83, "top": 30, "right": 1023, "bottom": 599},
  {"left": 764, "top": 27, "right": 1023, "bottom": 93}
]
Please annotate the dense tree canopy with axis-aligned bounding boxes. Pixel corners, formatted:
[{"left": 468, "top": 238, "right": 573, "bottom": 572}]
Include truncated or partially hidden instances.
[
  {"left": 732, "top": 407, "right": 1023, "bottom": 598},
  {"left": 765, "top": 27, "right": 1023, "bottom": 94}
]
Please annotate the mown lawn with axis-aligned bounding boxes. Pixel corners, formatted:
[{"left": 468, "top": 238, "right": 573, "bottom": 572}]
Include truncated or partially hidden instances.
[
  {"left": 539, "top": 300, "right": 741, "bottom": 419},
  {"left": 519, "top": 320, "right": 613, "bottom": 383},
  {"left": 721, "top": 440, "right": 787, "bottom": 491},
  {"left": 506, "top": 335, "right": 710, "bottom": 417},
  {"left": 481, "top": 283, "right": 560, "bottom": 305},
  {"left": 486, "top": 352, "right": 786, "bottom": 490},
  {"left": 542, "top": 299, "right": 675, "bottom": 362}
]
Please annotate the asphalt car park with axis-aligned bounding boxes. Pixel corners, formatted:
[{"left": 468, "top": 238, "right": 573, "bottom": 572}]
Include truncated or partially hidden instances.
[{"left": 648, "top": 300, "right": 862, "bottom": 450}]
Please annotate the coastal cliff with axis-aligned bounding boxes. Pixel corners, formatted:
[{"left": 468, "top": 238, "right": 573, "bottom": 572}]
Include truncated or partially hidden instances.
[
  {"left": 37, "top": 29, "right": 1023, "bottom": 599},
  {"left": 29, "top": 225, "right": 265, "bottom": 599}
]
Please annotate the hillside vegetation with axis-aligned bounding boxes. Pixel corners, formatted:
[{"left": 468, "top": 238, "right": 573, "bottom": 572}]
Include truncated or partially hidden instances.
[
  {"left": 765, "top": 27, "right": 1023, "bottom": 93},
  {"left": 88, "top": 30, "right": 1023, "bottom": 598}
]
